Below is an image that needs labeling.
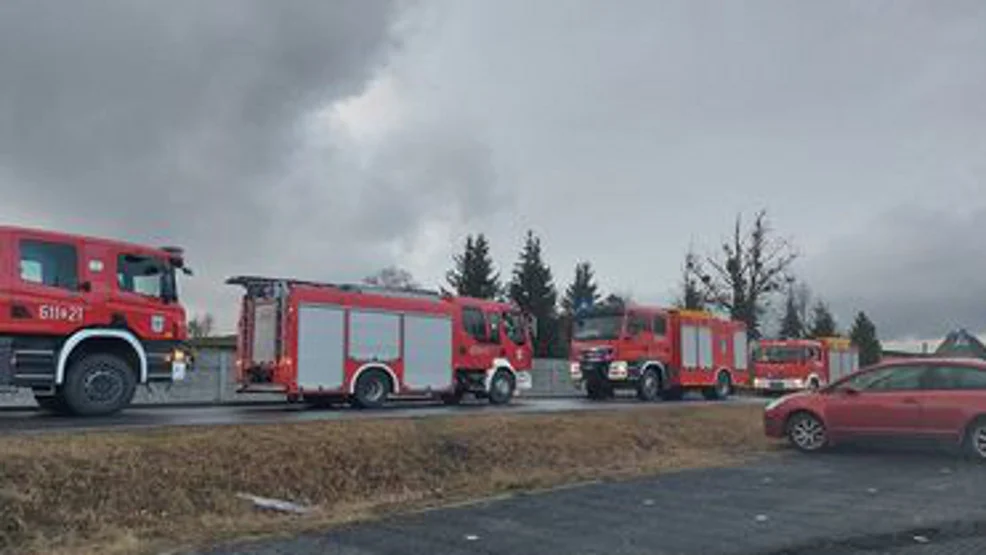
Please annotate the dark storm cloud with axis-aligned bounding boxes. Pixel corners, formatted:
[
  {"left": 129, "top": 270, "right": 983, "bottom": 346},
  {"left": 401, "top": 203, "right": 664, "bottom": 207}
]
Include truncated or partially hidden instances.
[{"left": 804, "top": 205, "right": 986, "bottom": 341}]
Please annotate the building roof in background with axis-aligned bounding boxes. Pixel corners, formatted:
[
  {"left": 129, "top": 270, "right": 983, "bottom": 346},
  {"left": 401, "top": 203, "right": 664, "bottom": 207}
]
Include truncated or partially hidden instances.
[{"left": 934, "top": 329, "right": 986, "bottom": 360}]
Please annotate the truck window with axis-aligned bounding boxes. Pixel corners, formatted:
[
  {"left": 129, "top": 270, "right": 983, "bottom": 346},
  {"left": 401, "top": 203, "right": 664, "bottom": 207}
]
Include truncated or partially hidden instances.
[
  {"left": 504, "top": 312, "right": 527, "bottom": 345},
  {"left": 652, "top": 315, "right": 667, "bottom": 336},
  {"left": 117, "top": 254, "right": 165, "bottom": 298},
  {"left": 19, "top": 240, "right": 79, "bottom": 290},
  {"left": 462, "top": 307, "right": 487, "bottom": 342},
  {"left": 487, "top": 312, "right": 502, "bottom": 344},
  {"left": 626, "top": 313, "right": 649, "bottom": 335}
]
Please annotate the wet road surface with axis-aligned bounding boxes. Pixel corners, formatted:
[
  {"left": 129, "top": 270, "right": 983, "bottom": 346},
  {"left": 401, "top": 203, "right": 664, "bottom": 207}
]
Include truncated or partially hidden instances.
[
  {"left": 194, "top": 448, "right": 986, "bottom": 555},
  {"left": 0, "top": 394, "right": 764, "bottom": 435}
]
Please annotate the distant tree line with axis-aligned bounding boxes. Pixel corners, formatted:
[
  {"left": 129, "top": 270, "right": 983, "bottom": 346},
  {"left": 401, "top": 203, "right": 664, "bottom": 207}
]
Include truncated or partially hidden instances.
[{"left": 197, "top": 209, "right": 882, "bottom": 363}]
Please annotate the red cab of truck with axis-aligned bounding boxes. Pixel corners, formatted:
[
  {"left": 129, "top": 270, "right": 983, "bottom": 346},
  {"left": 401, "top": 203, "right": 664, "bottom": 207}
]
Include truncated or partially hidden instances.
[
  {"left": 752, "top": 337, "right": 859, "bottom": 393},
  {"left": 568, "top": 300, "right": 749, "bottom": 401},
  {"left": 229, "top": 276, "right": 534, "bottom": 407},
  {"left": 0, "top": 225, "right": 192, "bottom": 416}
]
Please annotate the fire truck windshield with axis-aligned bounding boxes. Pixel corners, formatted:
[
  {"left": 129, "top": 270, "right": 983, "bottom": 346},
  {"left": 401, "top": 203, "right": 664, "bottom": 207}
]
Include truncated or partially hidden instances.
[
  {"left": 504, "top": 311, "right": 527, "bottom": 345},
  {"left": 755, "top": 345, "right": 805, "bottom": 364},
  {"left": 118, "top": 253, "right": 180, "bottom": 302},
  {"left": 573, "top": 315, "right": 623, "bottom": 341}
]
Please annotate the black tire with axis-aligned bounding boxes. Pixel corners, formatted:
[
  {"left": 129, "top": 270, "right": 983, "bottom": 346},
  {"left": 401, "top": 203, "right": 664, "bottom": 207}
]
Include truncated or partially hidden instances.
[
  {"left": 636, "top": 367, "right": 661, "bottom": 402},
  {"left": 34, "top": 394, "right": 68, "bottom": 415},
  {"left": 964, "top": 418, "right": 986, "bottom": 461},
  {"left": 703, "top": 371, "right": 732, "bottom": 401},
  {"left": 488, "top": 369, "right": 515, "bottom": 405},
  {"left": 786, "top": 411, "right": 828, "bottom": 453},
  {"left": 61, "top": 353, "right": 137, "bottom": 417},
  {"left": 352, "top": 369, "right": 390, "bottom": 409}
]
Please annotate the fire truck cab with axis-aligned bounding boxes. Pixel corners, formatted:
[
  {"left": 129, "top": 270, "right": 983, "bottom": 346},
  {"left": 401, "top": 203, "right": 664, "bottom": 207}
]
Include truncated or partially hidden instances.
[
  {"left": 229, "top": 276, "right": 534, "bottom": 407},
  {"left": 0, "top": 226, "right": 192, "bottom": 416},
  {"left": 752, "top": 337, "right": 859, "bottom": 393},
  {"left": 569, "top": 301, "right": 749, "bottom": 401}
]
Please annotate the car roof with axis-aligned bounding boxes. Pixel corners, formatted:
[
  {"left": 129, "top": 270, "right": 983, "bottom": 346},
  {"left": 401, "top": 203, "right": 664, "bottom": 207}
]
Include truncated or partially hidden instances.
[{"left": 874, "top": 357, "right": 986, "bottom": 370}]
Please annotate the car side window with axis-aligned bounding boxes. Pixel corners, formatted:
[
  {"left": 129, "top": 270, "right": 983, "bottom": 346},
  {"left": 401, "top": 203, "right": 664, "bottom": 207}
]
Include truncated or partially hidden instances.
[
  {"left": 865, "top": 366, "right": 927, "bottom": 392},
  {"left": 19, "top": 239, "right": 79, "bottom": 291},
  {"left": 462, "top": 307, "right": 487, "bottom": 342},
  {"left": 925, "top": 366, "right": 986, "bottom": 390}
]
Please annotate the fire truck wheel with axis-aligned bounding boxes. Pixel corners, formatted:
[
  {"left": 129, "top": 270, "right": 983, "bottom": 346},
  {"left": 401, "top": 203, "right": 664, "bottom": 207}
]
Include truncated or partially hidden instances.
[
  {"left": 963, "top": 417, "right": 986, "bottom": 461},
  {"left": 34, "top": 394, "right": 69, "bottom": 414},
  {"left": 352, "top": 369, "right": 391, "bottom": 409},
  {"left": 636, "top": 368, "right": 661, "bottom": 402},
  {"left": 488, "top": 370, "right": 515, "bottom": 405},
  {"left": 62, "top": 353, "right": 137, "bottom": 416},
  {"left": 703, "top": 372, "right": 732, "bottom": 401}
]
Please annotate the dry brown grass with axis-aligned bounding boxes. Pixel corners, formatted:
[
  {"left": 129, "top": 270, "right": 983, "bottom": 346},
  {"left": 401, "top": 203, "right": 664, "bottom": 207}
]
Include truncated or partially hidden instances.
[{"left": 0, "top": 404, "right": 774, "bottom": 555}]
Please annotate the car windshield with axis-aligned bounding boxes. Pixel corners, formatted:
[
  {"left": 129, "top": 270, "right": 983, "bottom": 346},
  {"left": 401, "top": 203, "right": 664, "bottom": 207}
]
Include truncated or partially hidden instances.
[
  {"left": 755, "top": 346, "right": 804, "bottom": 363},
  {"left": 573, "top": 315, "right": 623, "bottom": 341}
]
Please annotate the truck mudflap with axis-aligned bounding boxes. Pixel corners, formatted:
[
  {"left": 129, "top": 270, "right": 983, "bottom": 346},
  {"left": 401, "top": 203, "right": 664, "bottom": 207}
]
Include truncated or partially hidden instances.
[{"left": 0, "top": 338, "right": 12, "bottom": 386}]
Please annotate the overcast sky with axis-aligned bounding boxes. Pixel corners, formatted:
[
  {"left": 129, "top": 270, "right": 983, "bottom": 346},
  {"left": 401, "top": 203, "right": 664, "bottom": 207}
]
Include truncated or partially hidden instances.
[{"left": 1, "top": 0, "right": 984, "bottom": 346}]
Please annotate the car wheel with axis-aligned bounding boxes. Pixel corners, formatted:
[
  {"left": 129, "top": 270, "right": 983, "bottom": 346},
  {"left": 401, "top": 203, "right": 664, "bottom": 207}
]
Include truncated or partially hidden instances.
[
  {"left": 787, "top": 412, "right": 828, "bottom": 453},
  {"left": 352, "top": 369, "right": 390, "bottom": 409},
  {"left": 965, "top": 418, "right": 986, "bottom": 461},
  {"left": 636, "top": 368, "right": 661, "bottom": 402}
]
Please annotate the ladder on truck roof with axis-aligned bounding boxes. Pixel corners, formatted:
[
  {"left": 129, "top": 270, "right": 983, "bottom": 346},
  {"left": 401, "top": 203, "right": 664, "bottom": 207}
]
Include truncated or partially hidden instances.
[{"left": 226, "top": 275, "right": 446, "bottom": 302}]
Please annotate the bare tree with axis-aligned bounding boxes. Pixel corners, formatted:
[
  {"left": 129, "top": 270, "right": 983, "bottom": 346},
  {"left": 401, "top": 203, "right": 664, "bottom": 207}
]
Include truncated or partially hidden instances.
[
  {"left": 692, "top": 210, "right": 797, "bottom": 338},
  {"left": 188, "top": 313, "right": 215, "bottom": 339},
  {"left": 363, "top": 266, "right": 419, "bottom": 290}
]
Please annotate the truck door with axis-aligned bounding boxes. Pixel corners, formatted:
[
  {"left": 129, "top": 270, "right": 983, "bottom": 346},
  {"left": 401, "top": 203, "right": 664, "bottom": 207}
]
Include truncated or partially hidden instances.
[
  {"left": 108, "top": 250, "right": 176, "bottom": 341},
  {"left": 458, "top": 306, "right": 497, "bottom": 370},
  {"left": 10, "top": 236, "right": 89, "bottom": 336}
]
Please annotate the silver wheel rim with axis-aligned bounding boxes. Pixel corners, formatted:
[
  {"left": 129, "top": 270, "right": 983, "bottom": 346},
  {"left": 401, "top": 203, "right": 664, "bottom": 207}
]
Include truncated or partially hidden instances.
[
  {"left": 790, "top": 416, "right": 826, "bottom": 450},
  {"left": 974, "top": 426, "right": 986, "bottom": 458},
  {"left": 364, "top": 379, "right": 385, "bottom": 402},
  {"left": 643, "top": 373, "right": 658, "bottom": 396},
  {"left": 84, "top": 367, "right": 123, "bottom": 405},
  {"left": 495, "top": 375, "right": 511, "bottom": 397},
  {"left": 717, "top": 375, "right": 729, "bottom": 397}
]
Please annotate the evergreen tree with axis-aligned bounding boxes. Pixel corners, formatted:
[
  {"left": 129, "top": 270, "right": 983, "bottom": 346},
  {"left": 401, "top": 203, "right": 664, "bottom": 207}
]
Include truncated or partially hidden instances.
[
  {"left": 446, "top": 233, "right": 501, "bottom": 299},
  {"left": 778, "top": 285, "right": 804, "bottom": 339},
  {"left": 849, "top": 311, "right": 882, "bottom": 367},
  {"left": 508, "top": 230, "right": 559, "bottom": 357},
  {"left": 809, "top": 301, "right": 837, "bottom": 338},
  {"left": 561, "top": 261, "right": 601, "bottom": 315}
]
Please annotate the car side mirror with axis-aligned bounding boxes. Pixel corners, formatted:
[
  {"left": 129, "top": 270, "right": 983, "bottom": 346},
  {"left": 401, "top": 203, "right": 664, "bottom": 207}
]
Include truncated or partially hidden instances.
[{"left": 840, "top": 386, "right": 859, "bottom": 396}]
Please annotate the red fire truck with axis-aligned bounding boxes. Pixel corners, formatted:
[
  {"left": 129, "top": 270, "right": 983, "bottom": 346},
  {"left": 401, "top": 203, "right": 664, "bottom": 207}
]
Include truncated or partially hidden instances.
[
  {"left": 751, "top": 337, "right": 859, "bottom": 393},
  {"left": 568, "top": 301, "right": 749, "bottom": 401},
  {"left": 229, "top": 276, "right": 534, "bottom": 407},
  {"left": 0, "top": 225, "right": 192, "bottom": 416}
]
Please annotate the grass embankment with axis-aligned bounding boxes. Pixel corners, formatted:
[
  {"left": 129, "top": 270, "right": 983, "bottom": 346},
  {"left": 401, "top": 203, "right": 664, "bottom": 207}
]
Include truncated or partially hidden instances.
[{"left": 0, "top": 404, "right": 773, "bottom": 555}]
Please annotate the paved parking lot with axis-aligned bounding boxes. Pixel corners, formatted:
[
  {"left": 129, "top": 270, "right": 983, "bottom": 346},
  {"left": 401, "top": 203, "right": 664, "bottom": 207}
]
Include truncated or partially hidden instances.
[{"left": 194, "top": 447, "right": 986, "bottom": 555}]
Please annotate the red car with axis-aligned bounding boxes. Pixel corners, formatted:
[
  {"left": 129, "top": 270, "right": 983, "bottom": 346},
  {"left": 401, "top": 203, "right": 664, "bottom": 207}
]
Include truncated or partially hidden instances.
[{"left": 764, "top": 357, "right": 986, "bottom": 459}]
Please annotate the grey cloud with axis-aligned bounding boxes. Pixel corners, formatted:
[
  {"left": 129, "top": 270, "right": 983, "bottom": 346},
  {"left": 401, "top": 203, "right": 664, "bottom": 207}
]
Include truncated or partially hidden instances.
[{"left": 804, "top": 205, "right": 986, "bottom": 341}]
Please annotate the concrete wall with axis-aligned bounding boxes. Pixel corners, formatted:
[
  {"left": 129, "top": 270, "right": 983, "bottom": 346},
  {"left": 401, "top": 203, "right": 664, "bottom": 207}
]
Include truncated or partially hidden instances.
[{"left": 0, "top": 348, "right": 577, "bottom": 408}]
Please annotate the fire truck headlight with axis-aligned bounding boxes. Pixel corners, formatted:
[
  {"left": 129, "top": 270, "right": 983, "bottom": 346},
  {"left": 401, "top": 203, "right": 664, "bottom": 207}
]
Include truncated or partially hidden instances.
[
  {"left": 608, "top": 361, "right": 629, "bottom": 379},
  {"left": 172, "top": 349, "right": 187, "bottom": 363}
]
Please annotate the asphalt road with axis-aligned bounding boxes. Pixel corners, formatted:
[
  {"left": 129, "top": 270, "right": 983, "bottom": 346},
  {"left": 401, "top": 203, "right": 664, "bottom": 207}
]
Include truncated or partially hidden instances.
[
  {"left": 192, "top": 448, "right": 986, "bottom": 555},
  {"left": 0, "top": 394, "right": 764, "bottom": 435}
]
